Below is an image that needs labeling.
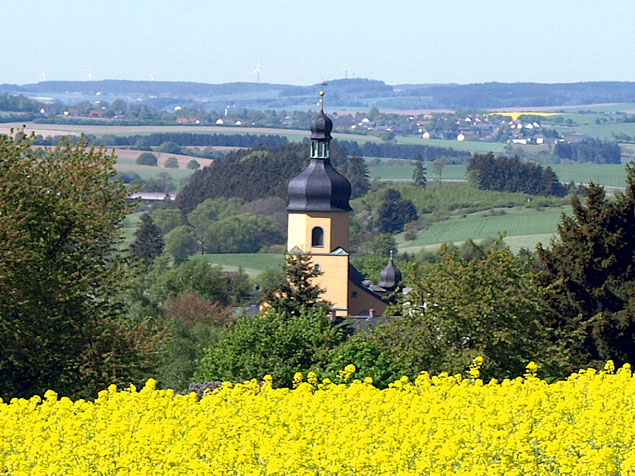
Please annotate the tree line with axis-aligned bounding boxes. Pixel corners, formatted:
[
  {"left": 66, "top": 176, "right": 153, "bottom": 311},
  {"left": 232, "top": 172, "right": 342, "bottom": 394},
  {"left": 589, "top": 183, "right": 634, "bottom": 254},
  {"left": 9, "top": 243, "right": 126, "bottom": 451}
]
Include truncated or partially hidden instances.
[
  {"left": 553, "top": 139, "right": 621, "bottom": 164},
  {"left": 337, "top": 139, "right": 471, "bottom": 162},
  {"left": 467, "top": 153, "right": 567, "bottom": 196}
]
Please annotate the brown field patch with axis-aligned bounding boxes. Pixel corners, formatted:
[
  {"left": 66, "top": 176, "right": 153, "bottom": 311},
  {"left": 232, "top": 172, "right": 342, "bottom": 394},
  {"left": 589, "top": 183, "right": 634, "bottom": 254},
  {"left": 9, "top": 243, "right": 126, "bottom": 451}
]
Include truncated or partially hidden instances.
[{"left": 113, "top": 148, "right": 214, "bottom": 168}]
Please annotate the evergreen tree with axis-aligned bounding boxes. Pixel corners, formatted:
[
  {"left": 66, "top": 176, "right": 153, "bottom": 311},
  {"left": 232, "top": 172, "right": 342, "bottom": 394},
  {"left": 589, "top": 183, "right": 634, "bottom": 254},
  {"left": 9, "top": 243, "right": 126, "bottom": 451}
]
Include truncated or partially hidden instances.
[
  {"left": 538, "top": 163, "right": 635, "bottom": 368},
  {"left": 378, "top": 189, "right": 418, "bottom": 233},
  {"left": 264, "top": 253, "right": 331, "bottom": 317},
  {"left": 412, "top": 154, "right": 427, "bottom": 188},
  {"left": 341, "top": 155, "right": 370, "bottom": 198},
  {"left": 130, "top": 213, "right": 164, "bottom": 263}
]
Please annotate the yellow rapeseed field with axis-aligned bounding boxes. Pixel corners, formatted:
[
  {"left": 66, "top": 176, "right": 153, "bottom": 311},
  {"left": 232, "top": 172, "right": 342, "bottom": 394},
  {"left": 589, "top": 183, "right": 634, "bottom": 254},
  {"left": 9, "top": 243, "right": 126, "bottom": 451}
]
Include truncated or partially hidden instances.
[
  {"left": 488, "top": 111, "right": 562, "bottom": 120},
  {"left": 1, "top": 360, "right": 635, "bottom": 475}
]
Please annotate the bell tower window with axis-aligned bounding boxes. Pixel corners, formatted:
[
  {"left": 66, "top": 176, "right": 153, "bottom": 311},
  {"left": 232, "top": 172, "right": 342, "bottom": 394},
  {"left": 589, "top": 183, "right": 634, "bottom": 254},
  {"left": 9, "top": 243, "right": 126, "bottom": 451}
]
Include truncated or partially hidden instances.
[{"left": 311, "top": 227, "right": 324, "bottom": 248}]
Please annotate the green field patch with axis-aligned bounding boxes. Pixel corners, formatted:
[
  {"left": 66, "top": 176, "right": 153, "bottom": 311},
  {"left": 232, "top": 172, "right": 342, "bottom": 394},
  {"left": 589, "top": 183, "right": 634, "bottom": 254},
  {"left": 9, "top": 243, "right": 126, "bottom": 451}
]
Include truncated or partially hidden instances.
[
  {"left": 548, "top": 164, "right": 627, "bottom": 187},
  {"left": 368, "top": 163, "right": 467, "bottom": 181},
  {"left": 395, "top": 136, "right": 506, "bottom": 153},
  {"left": 399, "top": 206, "right": 571, "bottom": 254},
  {"left": 198, "top": 253, "right": 284, "bottom": 277},
  {"left": 554, "top": 122, "right": 635, "bottom": 140}
]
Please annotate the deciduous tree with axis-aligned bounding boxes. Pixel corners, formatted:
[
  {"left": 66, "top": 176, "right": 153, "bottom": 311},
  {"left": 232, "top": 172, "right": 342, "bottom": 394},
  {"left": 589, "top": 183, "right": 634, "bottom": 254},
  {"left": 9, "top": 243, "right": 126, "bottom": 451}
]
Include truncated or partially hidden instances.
[{"left": 0, "top": 132, "right": 161, "bottom": 399}]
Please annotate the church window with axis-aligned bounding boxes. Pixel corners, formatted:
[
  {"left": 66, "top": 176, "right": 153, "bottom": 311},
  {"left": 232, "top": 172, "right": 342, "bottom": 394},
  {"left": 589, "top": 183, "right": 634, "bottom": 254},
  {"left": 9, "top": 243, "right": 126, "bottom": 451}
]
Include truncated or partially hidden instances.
[{"left": 311, "top": 227, "right": 324, "bottom": 247}]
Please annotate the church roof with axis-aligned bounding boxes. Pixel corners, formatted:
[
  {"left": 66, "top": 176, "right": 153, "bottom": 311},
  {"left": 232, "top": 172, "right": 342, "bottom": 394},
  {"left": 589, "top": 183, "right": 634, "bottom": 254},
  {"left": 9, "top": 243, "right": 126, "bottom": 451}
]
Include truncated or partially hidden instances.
[
  {"left": 310, "top": 110, "right": 333, "bottom": 140},
  {"left": 287, "top": 108, "right": 352, "bottom": 213},
  {"left": 287, "top": 158, "right": 352, "bottom": 212},
  {"left": 377, "top": 258, "right": 402, "bottom": 291}
]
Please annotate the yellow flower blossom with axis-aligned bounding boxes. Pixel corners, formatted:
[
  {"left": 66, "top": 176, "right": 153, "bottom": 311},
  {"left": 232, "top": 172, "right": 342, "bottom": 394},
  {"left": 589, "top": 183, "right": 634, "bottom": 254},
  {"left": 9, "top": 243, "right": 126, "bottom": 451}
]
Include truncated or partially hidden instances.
[{"left": 1, "top": 365, "right": 635, "bottom": 475}]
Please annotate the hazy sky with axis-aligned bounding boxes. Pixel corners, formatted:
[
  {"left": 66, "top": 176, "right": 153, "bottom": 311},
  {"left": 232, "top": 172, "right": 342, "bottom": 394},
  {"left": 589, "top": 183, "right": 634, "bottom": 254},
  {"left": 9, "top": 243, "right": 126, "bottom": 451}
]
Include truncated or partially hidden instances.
[{"left": 3, "top": 0, "right": 635, "bottom": 86}]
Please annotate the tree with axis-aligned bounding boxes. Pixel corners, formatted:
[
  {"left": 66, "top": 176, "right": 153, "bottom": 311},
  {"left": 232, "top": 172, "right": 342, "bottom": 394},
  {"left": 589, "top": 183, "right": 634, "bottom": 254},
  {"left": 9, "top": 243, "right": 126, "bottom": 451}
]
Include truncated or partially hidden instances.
[
  {"left": 0, "top": 132, "right": 161, "bottom": 399},
  {"left": 263, "top": 253, "right": 331, "bottom": 317},
  {"left": 537, "top": 164, "right": 635, "bottom": 368},
  {"left": 186, "top": 159, "right": 200, "bottom": 170},
  {"left": 207, "top": 214, "right": 284, "bottom": 253},
  {"left": 125, "top": 256, "right": 247, "bottom": 390},
  {"left": 195, "top": 308, "right": 348, "bottom": 387},
  {"left": 164, "top": 156, "right": 179, "bottom": 168},
  {"left": 374, "top": 242, "right": 564, "bottom": 380},
  {"left": 134, "top": 137, "right": 152, "bottom": 151},
  {"left": 412, "top": 154, "right": 427, "bottom": 188},
  {"left": 378, "top": 189, "right": 418, "bottom": 233},
  {"left": 136, "top": 152, "right": 158, "bottom": 166},
  {"left": 156, "top": 141, "right": 182, "bottom": 154},
  {"left": 151, "top": 208, "right": 185, "bottom": 235},
  {"left": 130, "top": 213, "right": 164, "bottom": 263},
  {"left": 165, "top": 225, "right": 198, "bottom": 263},
  {"left": 340, "top": 155, "right": 370, "bottom": 198},
  {"left": 433, "top": 158, "right": 446, "bottom": 184}
]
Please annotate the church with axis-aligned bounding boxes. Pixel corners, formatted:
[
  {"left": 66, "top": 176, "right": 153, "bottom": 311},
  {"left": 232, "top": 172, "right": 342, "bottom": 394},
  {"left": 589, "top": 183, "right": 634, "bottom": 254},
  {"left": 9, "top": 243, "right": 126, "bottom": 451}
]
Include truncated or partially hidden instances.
[{"left": 285, "top": 94, "right": 401, "bottom": 317}]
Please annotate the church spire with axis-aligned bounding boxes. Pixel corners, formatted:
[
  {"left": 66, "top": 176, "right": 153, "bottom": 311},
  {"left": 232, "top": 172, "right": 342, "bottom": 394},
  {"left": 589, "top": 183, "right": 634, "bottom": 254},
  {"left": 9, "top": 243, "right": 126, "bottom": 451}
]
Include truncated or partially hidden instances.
[{"left": 309, "top": 91, "right": 333, "bottom": 159}]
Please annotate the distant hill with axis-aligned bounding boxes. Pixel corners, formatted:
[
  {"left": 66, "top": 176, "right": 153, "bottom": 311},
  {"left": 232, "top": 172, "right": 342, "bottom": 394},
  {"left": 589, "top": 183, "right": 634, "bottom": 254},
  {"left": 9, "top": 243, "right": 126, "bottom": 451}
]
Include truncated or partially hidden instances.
[{"left": 2, "top": 78, "right": 635, "bottom": 111}]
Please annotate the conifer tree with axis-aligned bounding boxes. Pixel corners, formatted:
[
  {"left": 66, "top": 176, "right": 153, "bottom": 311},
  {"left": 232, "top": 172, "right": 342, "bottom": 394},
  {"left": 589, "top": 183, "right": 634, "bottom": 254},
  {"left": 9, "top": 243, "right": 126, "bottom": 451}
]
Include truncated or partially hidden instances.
[
  {"left": 341, "top": 155, "right": 370, "bottom": 198},
  {"left": 130, "top": 213, "right": 164, "bottom": 263},
  {"left": 412, "top": 154, "right": 427, "bottom": 188},
  {"left": 264, "top": 253, "right": 330, "bottom": 317},
  {"left": 538, "top": 163, "right": 635, "bottom": 367}
]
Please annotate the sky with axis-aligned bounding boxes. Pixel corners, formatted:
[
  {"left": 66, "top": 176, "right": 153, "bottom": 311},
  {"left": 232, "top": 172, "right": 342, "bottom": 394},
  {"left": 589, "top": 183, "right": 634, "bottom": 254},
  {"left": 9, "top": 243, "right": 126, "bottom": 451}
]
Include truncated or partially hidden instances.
[{"left": 2, "top": 0, "right": 635, "bottom": 86}]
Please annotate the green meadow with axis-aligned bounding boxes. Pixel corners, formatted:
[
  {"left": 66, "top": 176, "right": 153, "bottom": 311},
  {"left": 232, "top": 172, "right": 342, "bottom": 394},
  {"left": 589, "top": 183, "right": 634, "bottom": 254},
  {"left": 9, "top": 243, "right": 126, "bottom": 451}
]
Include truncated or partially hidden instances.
[
  {"left": 367, "top": 161, "right": 629, "bottom": 187},
  {"left": 398, "top": 206, "right": 572, "bottom": 254},
  {"left": 197, "top": 253, "right": 285, "bottom": 277}
]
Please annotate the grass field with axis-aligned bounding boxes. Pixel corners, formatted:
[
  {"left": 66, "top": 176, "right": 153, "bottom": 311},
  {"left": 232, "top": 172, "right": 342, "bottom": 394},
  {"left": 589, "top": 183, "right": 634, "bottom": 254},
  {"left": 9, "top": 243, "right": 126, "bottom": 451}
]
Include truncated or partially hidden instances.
[
  {"left": 367, "top": 161, "right": 629, "bottom": 187},
  {"left": 395, "top": 136, "right": 507, "bottom": 153},
  {"left": 398, "top": 206, "right": 571, "bottom": 254},
  {"left": 554, "top": 122, "right": 635, "bottom": 140},
  {"left": 198, "top": 253, "right": 284, "bottom": 277}
]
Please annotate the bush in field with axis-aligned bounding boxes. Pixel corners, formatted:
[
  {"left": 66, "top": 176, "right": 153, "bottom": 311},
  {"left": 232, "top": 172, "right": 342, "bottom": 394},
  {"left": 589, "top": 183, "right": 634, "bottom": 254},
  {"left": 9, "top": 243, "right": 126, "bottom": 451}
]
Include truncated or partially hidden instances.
[
  {"left": 187, "top": 159, "right": 200, "bottom": 170},
  {"left": 156, "top": 141, "right": 182, "bottom": 154},
  {"left": 164, "top": 156, "right": 179, "bottom": 168},
  {"left": 136, "top": 152, "right": 158, "bottom": 166}
]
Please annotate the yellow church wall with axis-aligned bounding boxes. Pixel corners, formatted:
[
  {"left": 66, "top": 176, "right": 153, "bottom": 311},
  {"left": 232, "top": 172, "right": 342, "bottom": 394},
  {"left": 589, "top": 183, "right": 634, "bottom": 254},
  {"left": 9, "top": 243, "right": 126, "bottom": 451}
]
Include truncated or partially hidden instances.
[
  {"left": 287, "top": 212, "right": 349, "bottom": 253},
  {"left": 311, "top": 254, "right": 350, "bottom": 316},
  {"left": 348, "top": 281, "right": 388, "bottom": 316}
]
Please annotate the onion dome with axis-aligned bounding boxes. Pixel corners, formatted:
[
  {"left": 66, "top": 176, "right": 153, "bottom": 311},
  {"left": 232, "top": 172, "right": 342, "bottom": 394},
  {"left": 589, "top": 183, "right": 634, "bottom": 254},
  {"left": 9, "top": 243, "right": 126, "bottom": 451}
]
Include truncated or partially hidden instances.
[
  {"left": 287, "top": 96, "right": 351, "bottom": 213},
  {"left": 310, "top": 110, "right": 333, "bottom": 140},
  {"left": 377, "top": 257, "right": 402, "bottom": 292},
  {"left": 287, "top": 158, "right": 352, "bottom": 212}
]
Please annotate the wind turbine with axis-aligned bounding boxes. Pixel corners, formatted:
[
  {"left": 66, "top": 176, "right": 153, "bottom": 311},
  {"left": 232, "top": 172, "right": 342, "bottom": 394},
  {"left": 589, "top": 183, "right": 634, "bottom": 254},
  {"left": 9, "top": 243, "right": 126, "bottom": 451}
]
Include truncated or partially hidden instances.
[{"left": 253, "top": 60, "right": 262, "bottom": 83}]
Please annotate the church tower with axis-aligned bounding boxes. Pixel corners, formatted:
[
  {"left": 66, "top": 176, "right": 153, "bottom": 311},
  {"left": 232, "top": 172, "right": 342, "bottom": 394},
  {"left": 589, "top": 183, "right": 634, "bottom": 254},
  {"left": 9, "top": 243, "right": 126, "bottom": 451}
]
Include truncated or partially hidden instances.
[
  {"left": 286, "top": 92, "right": 352, "bottom": 315},
  {"left": 286, "top": 93, "right": 390, "bottom": 316}
]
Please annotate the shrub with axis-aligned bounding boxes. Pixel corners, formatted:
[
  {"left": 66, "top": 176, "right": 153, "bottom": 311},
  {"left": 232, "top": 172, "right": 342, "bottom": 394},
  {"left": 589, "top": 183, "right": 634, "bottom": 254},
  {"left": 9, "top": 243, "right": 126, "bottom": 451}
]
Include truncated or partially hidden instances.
[
  {"left": 164, "top": 156, "right": 179, "bottom": 168},
  {"left": 196, "top": 308, "right": 348, "bottom": 387},
  {"left": 136, "top": 152, "right": 158, "bottom": 166}
]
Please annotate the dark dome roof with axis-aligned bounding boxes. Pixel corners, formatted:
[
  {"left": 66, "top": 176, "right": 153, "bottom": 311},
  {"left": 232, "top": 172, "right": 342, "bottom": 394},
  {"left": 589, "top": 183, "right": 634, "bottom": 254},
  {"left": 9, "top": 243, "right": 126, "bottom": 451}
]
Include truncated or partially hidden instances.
[
  {"left": 287, "top": 158, "right": 352, "bottom": 212},
  {"left": 310, "top": 110, "right": 333, "bottom": 140},
  {"left": 377, "top": 259, "right": 402, "bottom": 291}
]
